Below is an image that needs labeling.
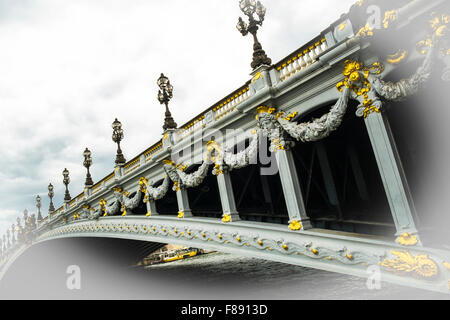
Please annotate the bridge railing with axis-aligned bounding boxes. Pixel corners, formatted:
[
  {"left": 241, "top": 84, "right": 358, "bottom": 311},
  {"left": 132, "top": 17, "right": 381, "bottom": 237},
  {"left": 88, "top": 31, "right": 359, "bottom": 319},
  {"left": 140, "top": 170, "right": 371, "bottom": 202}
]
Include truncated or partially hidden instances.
[{"left": 274, "top": 35, "right": 330, "bottom": 82}]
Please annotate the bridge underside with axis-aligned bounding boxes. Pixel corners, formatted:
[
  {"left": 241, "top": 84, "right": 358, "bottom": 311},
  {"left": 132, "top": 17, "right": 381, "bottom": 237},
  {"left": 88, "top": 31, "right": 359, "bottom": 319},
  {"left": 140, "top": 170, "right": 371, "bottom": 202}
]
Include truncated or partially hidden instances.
[{"left": 14, "top": 216, "right": 447, "bottom": 294}]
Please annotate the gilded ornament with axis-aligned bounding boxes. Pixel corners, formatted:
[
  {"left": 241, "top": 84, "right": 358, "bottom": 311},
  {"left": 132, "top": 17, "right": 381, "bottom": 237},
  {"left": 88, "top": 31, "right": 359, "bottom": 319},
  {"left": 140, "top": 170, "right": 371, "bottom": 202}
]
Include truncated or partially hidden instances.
[
  {"left": 252, "top": 72, "right": 264, "bottom": 83},
  {"left": 139, "top": 177, "right": 148, "bottom": 193},
  {"left": 356, "top": 24, "right": 374, "bottom": 38},
  {"left": 178, "top": 211, "right": 184, "bottom": 219},
  {"left": 222, "top": 214, "right": 232, "bottom": 223},
  {"left": 288, "top": 220, "right": 302, "bottom": 231},
  {"left": 99, "top": 199, "right": 107, "bottom": 217},
  {"left": 379, "top": 251, "right": 438, "bottom": 278},
  {"left": 276, "top": 111, "right": 298, "bottom": 121},
  {"left": 443, "top": 262, "right": 450, "bottom": 270},
  {"left": 386, "top": 49, "right": 408, "bottom": 65},
  {"left": 163, "top": 159, "right": 175, "bottom": 166},
  {"left": 255, "top": 106, "right": 276, "bottom": 120},
  {"left": 337, "top": 59, "right": 384, "bottom": 118},
  {"left": 430, "top": 13, "right": 449, "bottom": 38},
  {"left": 176, "top": 164, "right": 188, "bottom": 171},
  {"left": 383, "top": 10, "right": 397, "bottom": 29},
  {"left": 396, "top": 232, "right": 419, "bottom": 246}
]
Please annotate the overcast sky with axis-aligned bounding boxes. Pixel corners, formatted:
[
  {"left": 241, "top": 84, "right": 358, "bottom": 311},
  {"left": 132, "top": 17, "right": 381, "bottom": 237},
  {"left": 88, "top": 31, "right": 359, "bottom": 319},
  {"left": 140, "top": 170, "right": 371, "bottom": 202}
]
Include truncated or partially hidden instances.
[{"left": 0, "top": 0, "right": 356, "bottom": 239}]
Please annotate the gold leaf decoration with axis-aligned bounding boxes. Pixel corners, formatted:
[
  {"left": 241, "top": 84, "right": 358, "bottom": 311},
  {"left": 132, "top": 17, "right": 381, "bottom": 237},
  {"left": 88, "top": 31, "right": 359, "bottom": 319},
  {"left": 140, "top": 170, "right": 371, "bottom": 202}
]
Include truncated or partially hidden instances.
[
  {"left": 396, "top": 232, "right": 419, "bottom": 246},
  {"left": 337, "top": 59, "right": 384, "bottom": 118},
  {"left": 386, "top": 49, "right": 408, "bottom": 65},
  {"left": 379, "top": 251, "right": 438, "bottom": 278},
  {"left": 288, "top": 220, "right": 302, "bottom": 231},
  {"left": 383, "top": 10, "right": 397, "bottom": 29},
  {"left": 255, "top": 106, "right": 276, "bottom": 120}
]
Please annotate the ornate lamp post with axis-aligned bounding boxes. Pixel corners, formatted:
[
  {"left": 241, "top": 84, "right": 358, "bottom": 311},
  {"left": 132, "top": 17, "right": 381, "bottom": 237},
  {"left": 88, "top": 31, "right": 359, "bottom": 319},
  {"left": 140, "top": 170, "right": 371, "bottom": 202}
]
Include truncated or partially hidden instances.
[
  {"left": 157, "top": 73, "right": 177, "bottom": 131},
  {"left": 48, "top": 183, "right": 55, "bottom": 214},
  {"left": 6, "top": 230, "right": 10, "bottom": 248},
  {"left": 62, "top": 168, "right": 71, "bottom": 202},
  {"left": 10, "top": 224, "right": 15, "bottom": 244},
  {"left": 36, "top": 195, "right": 43, "bottom": 221},
  {"left": 83, "top": 148, "right": 94, "bottom": 187},
  {"left": 23, "top": 209, "right": 28, "bottom": 223},
  {"left": 16, "top": 217, "right": 22, "bottom": 243},
  {"left": 112, "top": 118, "right": 126, "bottom": 165},
  {"left": 236, "top": 0, "right": 272, "bottom": 70}
]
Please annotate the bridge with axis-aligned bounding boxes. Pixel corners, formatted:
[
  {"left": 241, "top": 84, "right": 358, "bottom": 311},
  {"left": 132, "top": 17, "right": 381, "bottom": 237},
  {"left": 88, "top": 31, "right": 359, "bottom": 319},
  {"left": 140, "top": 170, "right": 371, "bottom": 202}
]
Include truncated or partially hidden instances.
[{"left": 1, "top": 0, "right": 450, "bottom": 294}]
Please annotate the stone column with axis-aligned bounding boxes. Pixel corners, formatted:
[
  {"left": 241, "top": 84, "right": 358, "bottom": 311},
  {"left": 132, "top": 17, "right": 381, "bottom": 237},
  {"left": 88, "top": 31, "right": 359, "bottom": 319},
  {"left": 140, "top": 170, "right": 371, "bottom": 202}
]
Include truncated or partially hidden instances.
[
  {"left": 216, "top": 168, "right": 240, "bottom": 222},
  {"left": 275, "top": 147, "right": 312, "bottom": 230},
  {"left": 364, "top": 111, "right": 420, "bottom": 242},
  {"left": 176, "top": 188, "right": 193, "bottom": 218}
]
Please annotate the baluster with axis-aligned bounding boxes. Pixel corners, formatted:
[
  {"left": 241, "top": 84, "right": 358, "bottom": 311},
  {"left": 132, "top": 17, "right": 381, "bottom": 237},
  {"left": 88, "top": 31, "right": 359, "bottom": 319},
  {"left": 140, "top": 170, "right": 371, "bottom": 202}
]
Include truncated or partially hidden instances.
[
  {"left": 279, "top": 64, "right": 286, "bottom": 81},
  {"left": 310, "top": 45, "right": 318, "bottom": 61},
  {"left": 304, "top": 49, "right": 313, "bottom": 66},
  {"left": 294, "top": 56, "right": 302, "bottom": 72},
  {"left": 287, "top": 61, "right": 294, "bottom": 76},
  {"left": 299, "top": 54, "right": 307, "bottom": 69},
  {"left": 316, "top": 41, "right": 323, "bottom": 54}
]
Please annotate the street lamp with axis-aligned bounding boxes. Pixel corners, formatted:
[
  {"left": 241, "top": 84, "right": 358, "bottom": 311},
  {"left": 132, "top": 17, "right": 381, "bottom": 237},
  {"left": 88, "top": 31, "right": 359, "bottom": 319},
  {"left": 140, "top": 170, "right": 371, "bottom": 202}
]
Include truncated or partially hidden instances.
[
  {"left": 236, "top": 0, "right": 272, "bottom": 70},
  {"left": 62, "top": 168, "right": 71, "bottom": 202},
  {"left": 36, "top": 195, "right": 43, "bottom": 221},
  {"left": 48, "top": 183, "right": 55, "bottom": 214},
  {"left": 11, "top": 224, "right": 15, "bottom": 244},
  {"left": 157, "top": 73, "right": 177, "bottom": 131},
  {"left": 112, "top": 118, "right": 126, "bottom": 165},
  {"left": 83, "top": 148, "right": 94, "bottom": 187},
  {"left": 23, "top": 209, "right": 28, "bottom": 223},
  {"left": 16, "top": 217, "right": 21, "bottom": 242}
]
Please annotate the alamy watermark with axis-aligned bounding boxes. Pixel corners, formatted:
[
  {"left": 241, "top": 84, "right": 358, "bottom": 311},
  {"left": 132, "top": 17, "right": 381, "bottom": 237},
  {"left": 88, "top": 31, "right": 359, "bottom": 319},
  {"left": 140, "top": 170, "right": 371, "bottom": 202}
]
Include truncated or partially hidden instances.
[
  {"left": 366, "top": 265, "right": 382, "bottom": 290},
  {"left": 66, "top": 265, "right": 81, "bottom": 290}
]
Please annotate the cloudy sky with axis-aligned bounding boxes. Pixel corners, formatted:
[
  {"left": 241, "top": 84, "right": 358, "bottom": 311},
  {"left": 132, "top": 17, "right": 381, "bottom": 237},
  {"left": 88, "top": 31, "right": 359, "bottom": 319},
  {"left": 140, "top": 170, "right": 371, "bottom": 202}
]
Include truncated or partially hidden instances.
[{"left": 0, "top": 0, "right": 356, "bottom": 239}]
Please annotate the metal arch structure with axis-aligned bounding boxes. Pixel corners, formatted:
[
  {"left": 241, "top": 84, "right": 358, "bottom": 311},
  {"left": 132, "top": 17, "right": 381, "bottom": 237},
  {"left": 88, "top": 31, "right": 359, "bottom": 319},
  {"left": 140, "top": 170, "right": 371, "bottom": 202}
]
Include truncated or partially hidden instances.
[{"left": 1, "top": 0, "right": 450, "bottom": 294}]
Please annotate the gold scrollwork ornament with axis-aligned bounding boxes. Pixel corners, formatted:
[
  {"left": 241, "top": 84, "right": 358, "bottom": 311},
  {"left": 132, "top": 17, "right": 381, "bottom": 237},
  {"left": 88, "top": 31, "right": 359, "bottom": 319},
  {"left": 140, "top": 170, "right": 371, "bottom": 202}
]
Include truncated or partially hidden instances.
[
  {"left": 379, "top": 250, "right": 438, "bottom": 278},
  {"left": 396, "top": 232, "right": 419, "bottom": 246}
]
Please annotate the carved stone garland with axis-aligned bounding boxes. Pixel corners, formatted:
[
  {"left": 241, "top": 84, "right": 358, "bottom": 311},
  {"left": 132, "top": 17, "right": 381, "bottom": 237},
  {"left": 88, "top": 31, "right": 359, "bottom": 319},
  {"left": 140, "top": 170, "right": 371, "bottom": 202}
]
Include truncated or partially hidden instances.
[
  {"left": 275, "top": 87, "right": 351, "bottom": 139},
  {"left": 141, "top": 176, "right": 170, "bottom": 201}
]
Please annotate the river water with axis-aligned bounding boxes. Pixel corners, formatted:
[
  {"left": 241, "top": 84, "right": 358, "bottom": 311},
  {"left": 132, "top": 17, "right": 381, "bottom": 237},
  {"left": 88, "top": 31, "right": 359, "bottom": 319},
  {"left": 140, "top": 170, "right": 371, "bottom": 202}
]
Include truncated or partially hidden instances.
[{"left": 142, "top": 251, "right": 446, "bottom": 300}]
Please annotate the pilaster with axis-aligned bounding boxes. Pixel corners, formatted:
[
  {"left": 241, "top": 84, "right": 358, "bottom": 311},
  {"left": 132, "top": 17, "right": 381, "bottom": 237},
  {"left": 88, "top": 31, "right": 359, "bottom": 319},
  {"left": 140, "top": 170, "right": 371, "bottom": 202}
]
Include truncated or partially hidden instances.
[
  {"left": 176, "top": 188, "right": 193, "bottom": 218},
  {"left": 216, "top": 168, "right": 240, "bottom": 222},
  {"left": 364, "top": 111, "right": 420, "bottom": 243},
  {"left": 275, "top": 147, "right": 312, "bottom": 230}
]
